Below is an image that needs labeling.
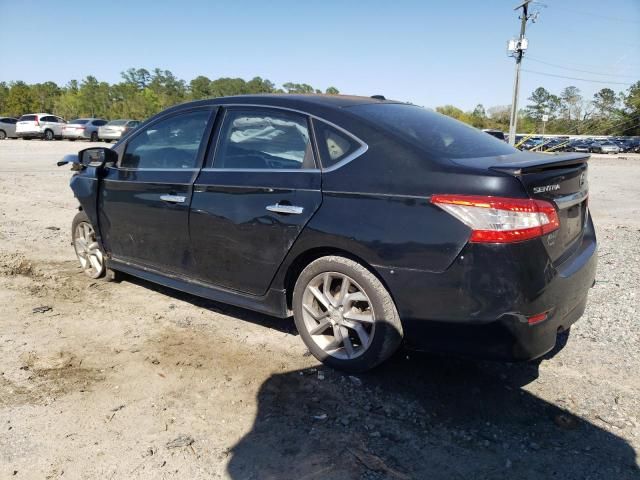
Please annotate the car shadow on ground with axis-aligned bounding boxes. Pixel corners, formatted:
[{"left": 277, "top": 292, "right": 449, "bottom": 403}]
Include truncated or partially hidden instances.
[
  {"left": 120, "top": 273, "right": 297, "bottom": 335},
  {"left": 226, "top": 352, "right": 639, "bottom": 480}
]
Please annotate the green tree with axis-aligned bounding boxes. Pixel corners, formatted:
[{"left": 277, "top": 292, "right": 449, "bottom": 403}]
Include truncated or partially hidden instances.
[
  {"left": 189, "top": 75, "right": 211, "bottom": 100},
  {"left": 4, "top": 81, "right": 37, "bottom": 117},
  {"left": 325, "top": 86, "right": 339, "bottom": 95}
]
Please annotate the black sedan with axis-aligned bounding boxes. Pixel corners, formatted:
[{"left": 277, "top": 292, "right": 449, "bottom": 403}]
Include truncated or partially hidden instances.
[{"left": 60, "top": 95, "right": 597, "bottom": 372}]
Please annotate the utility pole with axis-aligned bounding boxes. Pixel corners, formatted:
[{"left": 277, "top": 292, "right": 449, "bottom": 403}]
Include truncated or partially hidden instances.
[{"left": 507, "top": 1, "right": 533, "bottom": 145}]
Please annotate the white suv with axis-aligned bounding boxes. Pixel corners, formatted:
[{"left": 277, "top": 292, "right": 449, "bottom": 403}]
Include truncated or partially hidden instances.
[{"left": 16, "top": 113, "right": 66, "bottom": 140}]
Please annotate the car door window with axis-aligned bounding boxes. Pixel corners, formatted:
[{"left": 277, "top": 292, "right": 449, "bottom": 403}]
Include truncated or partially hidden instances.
[
  {"left": 121, "top": 110, "right": 211, "bottom": 169},
  {"left": 213, "top": 109, "right": 315, "bottom": 170}
]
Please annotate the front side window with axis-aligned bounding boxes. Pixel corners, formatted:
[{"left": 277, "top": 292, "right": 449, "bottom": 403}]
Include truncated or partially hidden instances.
[
  {"left": 93, "top": 120, "right": 107, "bottom": 126},
  {"left": 214, "top": 109, "right": 314, "bottom": 170},
  {"left": 121, "top": 110, "right": 210, "bottom": 169}
]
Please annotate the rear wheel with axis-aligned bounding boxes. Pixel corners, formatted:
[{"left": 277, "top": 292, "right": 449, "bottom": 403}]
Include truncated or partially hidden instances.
[
  {"left": 0, "top": 130, "right": 6, "bottom": 140},
  {"left": 293, "top": 256, "right": 403, "bottom": 372},
  {"left": 44, "top": 129, "right": 54, "bottom": 141}
]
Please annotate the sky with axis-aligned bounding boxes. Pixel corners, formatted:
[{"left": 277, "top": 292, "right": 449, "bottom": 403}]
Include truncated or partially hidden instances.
[{"left": 1, "top": 0, "right": 638, "bottom": 111}]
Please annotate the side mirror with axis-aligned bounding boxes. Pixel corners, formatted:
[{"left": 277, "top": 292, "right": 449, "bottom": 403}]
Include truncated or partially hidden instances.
[{"left": 78, "top": 147, "right": 118, "bottom": 168}]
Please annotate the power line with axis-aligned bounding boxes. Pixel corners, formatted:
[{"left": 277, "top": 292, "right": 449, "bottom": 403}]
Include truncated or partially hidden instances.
[
  {"left": 521, "top": 69, "right": 635, "bottom": 86},
  {"left": 525, "top": 57, "right": 639, "bottom": 78}
]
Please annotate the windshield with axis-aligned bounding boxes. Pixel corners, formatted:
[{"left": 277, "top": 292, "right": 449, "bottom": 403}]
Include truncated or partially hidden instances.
[
  {"left": 69, "top": 119, "right": 90, "bottom": 125},
  {"left": 108, "top": 120, "right": 128, "bottom": 126},
  {"left": 347, "top": 103, "right": 517, "bottom": 160}
]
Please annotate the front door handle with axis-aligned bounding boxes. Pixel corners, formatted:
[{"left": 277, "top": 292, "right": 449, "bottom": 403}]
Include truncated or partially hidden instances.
[
  {"left": 160, "top": 194, "right": 186, "bottom": 204},
  {"left": 266, "top": 203, "right": 304, "bottom": 215}
]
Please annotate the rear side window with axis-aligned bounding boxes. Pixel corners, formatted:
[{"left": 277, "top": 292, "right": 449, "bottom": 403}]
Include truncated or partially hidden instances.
[
  {"left": 41, "top": 116, "right": 56, "bottom": 123},
  {"left": 313, "top": 120, "right": 362, "bottom": 169},
  {"left": 93, "top": 120, "right": 107, "bottom": 126},
  {"left": 127, "top": 121, "right": 140, "bottom": 127},
  {"left": 121, "top": 110, "right": 210, "bottom": 169},
  {"left": 19, "top": 115, "right": 37, "bottom": 122},
  {"left": 213, "top": 109, "right": 314, "bottom": 170},
  {"left": 348, "top": 104, "right": 516, "bottom": 160}
]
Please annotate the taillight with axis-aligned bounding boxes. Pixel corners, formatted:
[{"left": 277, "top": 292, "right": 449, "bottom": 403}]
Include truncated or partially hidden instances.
[
  {"left": 34, "top": 117, "right": 40, "bottom": 126},
  {"left": 431, "top": 194, "right": 560, "bottom": 243}
]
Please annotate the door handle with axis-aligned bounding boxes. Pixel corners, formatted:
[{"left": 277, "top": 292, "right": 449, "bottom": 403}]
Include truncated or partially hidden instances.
[
  {"left": 160, "top": 194, "right": 186, "bottom": 204},
  {"left": 266, "top": 203, "right": 304, "bottom": 215}
]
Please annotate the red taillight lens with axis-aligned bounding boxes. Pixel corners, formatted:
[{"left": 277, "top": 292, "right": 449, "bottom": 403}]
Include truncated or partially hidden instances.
[
  {"left": 527, "top": 312, "right": 549, "bottom": 325},
  {"left": 34, "top": 117, "right": 40, "bottom": 126},
  {"left": 431, "top": 194, "right": 560, "bottom": 244}
]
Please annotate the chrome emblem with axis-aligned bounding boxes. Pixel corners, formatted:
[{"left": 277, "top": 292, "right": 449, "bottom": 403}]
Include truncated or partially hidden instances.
[{"left": 533, "top": 184, "right": 560, "bottom": 194}]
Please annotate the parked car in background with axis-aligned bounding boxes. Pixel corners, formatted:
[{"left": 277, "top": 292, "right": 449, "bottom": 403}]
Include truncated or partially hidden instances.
[
  {"left": 0, "top": 117, "right": 18, "bottom": 139},
  {"left": 98, "top": 119, "right": 141, "bottom": 142},
  {"left": 60, "top": 94, "right": 596, "bottom": 372},
  {"left": 16, "top": 113, "right": 66, "bottom": 140},
  {"left": 590, "top": 141, "right": 621, "bottom": 154},
  {"left": 63, "top": 118, "right": 109, "bottom": 142},
  {"left": 571, "top": 142, "right": 592, "bottom": 153}
]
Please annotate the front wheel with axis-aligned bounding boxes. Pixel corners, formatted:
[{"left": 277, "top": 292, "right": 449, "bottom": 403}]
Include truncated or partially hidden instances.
[
  {"left": 293, "top": 256, "right": 403, "bottom": 372},
  {"left": 90, "top": 131, "right": 98, "bottom": 142},
  {"left": 72, "top": 211, "right": 106, "bottom": 279},
  {"left": 0, "top": 130, "right": 6, "bottom": 140},
  {"left": 43, "top": 129, "right": 54, "bottom": 141}
]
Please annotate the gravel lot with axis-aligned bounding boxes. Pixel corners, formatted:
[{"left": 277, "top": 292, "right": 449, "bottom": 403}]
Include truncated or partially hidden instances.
[{"left": 0, "top": 139, "right": 638, "bottom": 479}]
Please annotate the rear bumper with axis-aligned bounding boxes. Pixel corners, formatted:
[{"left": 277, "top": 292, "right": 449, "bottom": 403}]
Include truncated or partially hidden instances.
[
  {"left": 377, "top": 214, "right": 597, "bottom": 361},
  {"left": 63, "top": 131, "right": 90, "bottom": 139},
  {"left": 98, "top": 131, "right": 123, "bottom": 140}
]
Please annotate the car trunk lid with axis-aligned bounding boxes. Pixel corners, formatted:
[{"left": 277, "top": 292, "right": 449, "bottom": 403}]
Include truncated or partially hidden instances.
[{"left": 453, "top": 152, "right": 590, "bottom": 263}]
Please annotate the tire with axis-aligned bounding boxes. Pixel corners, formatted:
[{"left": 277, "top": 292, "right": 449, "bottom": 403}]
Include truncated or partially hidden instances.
[
  {"left": 44, "top": 129, "right": 54, "bottom": 141},
  {"left": 293, "top": 255, "right": 403, "bottom": 372},
  {"left": 0, "top": 130, "right": 6, "bottom": 140},
  {"left": 68, "top": 138, "right": 76, "bottom": 141},
  {"left": 71, "top": 211, "right": 118, "bottom": 281},
  {"left": 23, "top": 137, "right": 31, "bottom": 140},
  {"left": 90, "top": 131, "right": 98, "bottom": 142}
]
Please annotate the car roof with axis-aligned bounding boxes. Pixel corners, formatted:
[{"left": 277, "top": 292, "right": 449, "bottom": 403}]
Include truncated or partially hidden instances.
[{"left": 161, "top": 94, "right": 401, "bottom": 117}]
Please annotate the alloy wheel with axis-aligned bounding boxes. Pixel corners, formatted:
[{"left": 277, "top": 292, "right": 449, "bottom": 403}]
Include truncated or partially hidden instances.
[
  {"left": 301, "top": 272, "right": 375, "bottom": 360},
  {"left": 73, "top": 221, "right": 105, "bottom": 278}
]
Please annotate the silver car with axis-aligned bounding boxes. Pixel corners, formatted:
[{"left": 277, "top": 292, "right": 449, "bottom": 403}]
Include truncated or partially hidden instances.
[
  {"left": 98, "top": 119, "right": 141, "bottom": 142},
  {"left": 63, "top": 118, "right": 109, "bottom": 141},
  {"left": 591, "top": 141, "right": 621, "bottom": 154},
  {"left": 0, "top": 117, "right": 18, "bottom": 139}
]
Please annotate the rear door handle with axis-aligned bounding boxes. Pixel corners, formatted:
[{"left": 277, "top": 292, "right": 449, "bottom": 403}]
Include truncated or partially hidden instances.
[
  {"left": 160, "top": 194, "right": 186, "bottom": 204},
  {"left": 266, "top": 203, "right": 304, "bottom": 215}
]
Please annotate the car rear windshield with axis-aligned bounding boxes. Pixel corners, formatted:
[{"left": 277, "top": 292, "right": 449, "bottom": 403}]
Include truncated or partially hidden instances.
[
  {"left": 19, "top": 115, "right": 37, "bottom": 121},
  {"left": 69, "top": 119, "right": 90, "bottom": 125},
  {"left": 347, "top": 103, "right": 517, "bottom": 160},
  {"left": 107, "top": 120, "right": 128, "bottom": 126}
]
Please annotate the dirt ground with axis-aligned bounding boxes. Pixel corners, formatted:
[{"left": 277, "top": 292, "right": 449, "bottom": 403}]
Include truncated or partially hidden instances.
[{"left": 0, "top": 139, "right": 639, "bottom": 479}]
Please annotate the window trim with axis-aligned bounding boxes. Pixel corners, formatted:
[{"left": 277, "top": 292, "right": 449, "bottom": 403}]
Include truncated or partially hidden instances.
[
  {"left": 206, "top": 106, "right": 319, "bottom": 172},
  {"left": 310, "top": 117, "right": 369, "bottom": 172},
  {"left": 117, "top": 106, "right": 216, "bottom": 171}
]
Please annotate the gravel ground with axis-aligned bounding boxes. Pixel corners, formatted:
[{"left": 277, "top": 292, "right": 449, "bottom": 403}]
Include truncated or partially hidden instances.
[{"left": 0, "top": 140, "right": 638, "bottom": 479}]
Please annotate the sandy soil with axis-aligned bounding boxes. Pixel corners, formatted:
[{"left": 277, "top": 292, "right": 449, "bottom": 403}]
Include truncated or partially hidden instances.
[{"left": 0, "top": 140, "right": 638, "bottom": 479}]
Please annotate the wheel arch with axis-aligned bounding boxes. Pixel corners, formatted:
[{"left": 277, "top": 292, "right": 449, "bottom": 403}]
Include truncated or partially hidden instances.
[{"left": 281, "top": 246, "right": 395, "bottom": 312}]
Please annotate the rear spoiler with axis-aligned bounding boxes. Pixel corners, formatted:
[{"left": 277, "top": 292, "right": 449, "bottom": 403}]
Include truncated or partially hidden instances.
[{"left": 490, "top": 153, "right": 590, "bottom": 175}]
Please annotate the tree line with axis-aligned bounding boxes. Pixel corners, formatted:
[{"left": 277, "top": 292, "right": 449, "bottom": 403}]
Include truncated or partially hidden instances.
[
  {"left": 0, "top": 68, "right": 340, "bottom": 121},
  {"left": 0, "top": 67, "right": 638, "bottom": 136},
  {"left": 436, "top": 82, "right": 640, "bottom": 136}
]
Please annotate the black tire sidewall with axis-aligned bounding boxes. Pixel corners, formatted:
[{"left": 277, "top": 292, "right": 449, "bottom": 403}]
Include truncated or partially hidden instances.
[
  {"left": 293, "top": 257, "right": 402, "bottom": 372},
  {"left": 0, "top": 130, "right": 6, "bottom": 140}
]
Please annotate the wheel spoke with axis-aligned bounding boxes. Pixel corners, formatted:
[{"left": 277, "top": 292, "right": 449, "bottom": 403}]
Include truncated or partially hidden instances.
[
  {"left": 75, "top": 238, "right": 87, "bottom": 251},
  {"left": 323, "top": 273, "right": 337, "bottom": 306},
  {"left": 302, "top": 303, "right": 328, "bottom": 321},
  {"left": 351, "top": 322, "right": 370, "bottom": 347},
  {"left": 309, "top": 286, "right": 331, "bottom": 310},
  {"left": 337, "top": 277, "right": 350, "bottom": 306},
  {"left": 309, "top": 319, "right": 331, "bottom": 335},
  {"left": 343, "top": 291, "right": 367, "bottom": 310},
  {"left": 88, "top": 254, "right": 101, "bottom": 272},
  {"left": 341, "top": 327, "right": 354, "bottom": 357},
  {"left": 344, "top": 310, "right": 374, "bottom": 324}
]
